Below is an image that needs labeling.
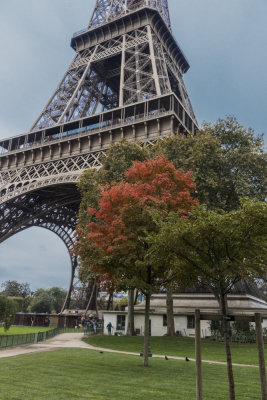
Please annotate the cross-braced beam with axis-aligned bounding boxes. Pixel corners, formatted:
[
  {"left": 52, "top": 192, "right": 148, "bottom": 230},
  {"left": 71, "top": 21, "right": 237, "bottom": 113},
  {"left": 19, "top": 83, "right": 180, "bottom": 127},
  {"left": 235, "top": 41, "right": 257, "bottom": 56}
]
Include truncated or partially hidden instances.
[{"left": 0, "top": 152, "right": 104, "bottom": 206}]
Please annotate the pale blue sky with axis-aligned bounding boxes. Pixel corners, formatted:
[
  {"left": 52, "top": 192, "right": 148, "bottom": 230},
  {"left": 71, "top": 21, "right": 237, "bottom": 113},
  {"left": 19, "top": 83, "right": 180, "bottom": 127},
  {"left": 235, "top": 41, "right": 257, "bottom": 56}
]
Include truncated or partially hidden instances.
[{"left": 0, "top": 0, "right": 266, "bottom": 290}]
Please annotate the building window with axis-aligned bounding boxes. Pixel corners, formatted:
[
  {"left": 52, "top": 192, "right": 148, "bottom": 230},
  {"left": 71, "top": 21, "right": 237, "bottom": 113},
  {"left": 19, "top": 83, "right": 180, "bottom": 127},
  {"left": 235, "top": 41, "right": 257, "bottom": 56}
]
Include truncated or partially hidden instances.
[
  {"left": 116, "top": 315, "right": 126, "bottom": 331},
  {"left": 163, "top": 314, "right": 167, "bottom": 327},
  {"left": 187, "top": 315, "right": 195, "bottom": 329}
]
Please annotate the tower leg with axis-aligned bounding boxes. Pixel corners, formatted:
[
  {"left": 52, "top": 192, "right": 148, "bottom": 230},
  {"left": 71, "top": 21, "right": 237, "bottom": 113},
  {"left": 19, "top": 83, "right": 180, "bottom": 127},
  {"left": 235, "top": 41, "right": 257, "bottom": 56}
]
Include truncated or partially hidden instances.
[
  {"left": 85, "top": 278, "right": 97, "bottom": 313},
  {"left": 60, "top": 256, "right": 77, "bottom": 313}
]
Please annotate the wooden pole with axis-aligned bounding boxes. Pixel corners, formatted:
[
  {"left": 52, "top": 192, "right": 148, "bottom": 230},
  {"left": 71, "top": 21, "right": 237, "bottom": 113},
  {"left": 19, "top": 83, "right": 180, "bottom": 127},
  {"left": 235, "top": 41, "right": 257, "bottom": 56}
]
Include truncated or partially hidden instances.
[
  {"left": 255, "top": 313, "right": 267, "bottom": 400},
  {"left": 195, "top": 309, "right": 203, "bottom": 400}
]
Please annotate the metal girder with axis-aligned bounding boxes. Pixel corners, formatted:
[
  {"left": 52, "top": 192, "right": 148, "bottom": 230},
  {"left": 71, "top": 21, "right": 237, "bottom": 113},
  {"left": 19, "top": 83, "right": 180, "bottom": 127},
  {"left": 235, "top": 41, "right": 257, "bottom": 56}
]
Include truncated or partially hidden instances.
[
  {"left": 0, "top": 152, "right": 104, "bottom": 206},
  {"left": 0, "top": 185, "right": 79, "bottom": 244},
  {"left": 89, "top": 0, "right": 171, "bottom": 30}
]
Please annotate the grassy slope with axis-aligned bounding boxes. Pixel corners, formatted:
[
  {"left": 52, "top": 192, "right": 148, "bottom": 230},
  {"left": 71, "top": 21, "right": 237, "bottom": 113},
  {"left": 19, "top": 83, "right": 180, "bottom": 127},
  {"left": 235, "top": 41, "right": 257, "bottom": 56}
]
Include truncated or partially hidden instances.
[
  {"left": 83, "top": 335, "right": 267, "bottom": 365},
  {"left": 0, "top": 326, "right": 52, "bottom": 335},
  {"left": 0, "top": 349, "right": 261, "bottom": 400}
]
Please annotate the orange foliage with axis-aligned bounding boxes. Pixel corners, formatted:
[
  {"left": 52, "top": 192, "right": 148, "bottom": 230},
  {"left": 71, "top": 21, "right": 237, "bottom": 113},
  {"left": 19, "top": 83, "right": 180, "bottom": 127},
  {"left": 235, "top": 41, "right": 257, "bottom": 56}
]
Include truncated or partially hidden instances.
[{"left": 76, "top": 157, "right": 198, "bottom": 286}]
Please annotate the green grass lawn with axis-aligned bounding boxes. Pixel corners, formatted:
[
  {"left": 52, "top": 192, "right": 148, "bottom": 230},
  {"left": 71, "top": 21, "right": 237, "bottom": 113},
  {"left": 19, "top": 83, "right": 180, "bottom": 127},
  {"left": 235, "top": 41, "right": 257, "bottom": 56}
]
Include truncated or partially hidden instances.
[
  {"left": 83, "top": 335, "right": 266, "bottom": 366},
  {"left": 0, "top": 326, "right": 52, "bottom": 335},
  {"left": 0, "top": 349, "right": 262, "bottom": 399}
]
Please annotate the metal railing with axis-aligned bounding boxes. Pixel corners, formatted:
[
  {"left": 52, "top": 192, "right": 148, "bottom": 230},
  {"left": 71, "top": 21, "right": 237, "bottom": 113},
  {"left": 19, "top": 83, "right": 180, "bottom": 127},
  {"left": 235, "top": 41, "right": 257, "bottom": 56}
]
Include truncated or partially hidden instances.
[
  {"left": 84, "top": 325, "right": 104, "bottom": 336},
  {"left": 0, "top": 328, "right": 80, "bottom": 350},
  {"left": 210, "top": 330, "right": 267, "bottom": 344},
  {"left": 0, "top": 93, "right": 197, "bottom": 156}
]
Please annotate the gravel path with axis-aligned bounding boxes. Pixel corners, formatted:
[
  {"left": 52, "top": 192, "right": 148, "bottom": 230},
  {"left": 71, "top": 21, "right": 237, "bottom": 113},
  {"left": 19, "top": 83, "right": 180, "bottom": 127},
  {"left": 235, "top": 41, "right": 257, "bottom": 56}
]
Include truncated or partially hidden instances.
[{"left": 0, "top": 333, "right": 259, "bottom": 368}]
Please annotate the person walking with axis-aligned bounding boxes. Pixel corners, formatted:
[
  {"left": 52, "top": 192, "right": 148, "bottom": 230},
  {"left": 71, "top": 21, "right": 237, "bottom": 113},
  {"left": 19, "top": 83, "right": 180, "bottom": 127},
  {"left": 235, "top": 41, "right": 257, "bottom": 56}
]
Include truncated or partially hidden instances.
[{"left": 106, "top": 322, "right": 113, "bottom": 335}]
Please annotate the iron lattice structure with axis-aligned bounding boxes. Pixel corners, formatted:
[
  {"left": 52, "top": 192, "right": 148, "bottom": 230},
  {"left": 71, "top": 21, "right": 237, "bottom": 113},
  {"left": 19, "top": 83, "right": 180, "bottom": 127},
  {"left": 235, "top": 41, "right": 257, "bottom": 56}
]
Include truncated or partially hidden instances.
[
  {"left": 0, "top": 0, "right": 198, "bottom": 311},
  {"left": 89, "top": 0, "right": 171, "bottom": 30},
  {"left": 31, "top": 0, "right": 196, "bottom": 131}
]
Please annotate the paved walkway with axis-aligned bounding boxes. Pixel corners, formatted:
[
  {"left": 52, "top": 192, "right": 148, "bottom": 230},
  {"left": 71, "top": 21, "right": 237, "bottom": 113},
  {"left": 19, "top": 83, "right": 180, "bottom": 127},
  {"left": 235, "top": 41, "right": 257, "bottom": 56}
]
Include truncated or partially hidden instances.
[{"left": 0, "top": 333, "right": 259, "bottom": 368}]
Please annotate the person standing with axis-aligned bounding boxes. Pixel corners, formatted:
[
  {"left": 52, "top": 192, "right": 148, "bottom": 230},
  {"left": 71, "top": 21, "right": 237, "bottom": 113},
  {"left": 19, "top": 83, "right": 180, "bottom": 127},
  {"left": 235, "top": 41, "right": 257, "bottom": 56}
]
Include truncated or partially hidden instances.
[{"left": 92, "top": 320, "right": 97, "bottom": 333}]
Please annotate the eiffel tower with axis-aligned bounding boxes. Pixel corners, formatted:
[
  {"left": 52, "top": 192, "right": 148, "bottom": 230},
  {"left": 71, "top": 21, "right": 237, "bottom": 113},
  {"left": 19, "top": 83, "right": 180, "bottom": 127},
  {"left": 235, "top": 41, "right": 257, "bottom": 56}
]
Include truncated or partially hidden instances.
[{"left": 0, "top": 0, "right": 198, "bottom": 312}]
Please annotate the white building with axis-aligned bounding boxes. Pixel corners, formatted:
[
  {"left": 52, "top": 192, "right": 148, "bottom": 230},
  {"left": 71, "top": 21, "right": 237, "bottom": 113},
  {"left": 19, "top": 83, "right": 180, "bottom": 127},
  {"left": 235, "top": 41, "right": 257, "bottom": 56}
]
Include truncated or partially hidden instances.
[{"left": 103, "top": 293, "right": 267, "bottom": 337}]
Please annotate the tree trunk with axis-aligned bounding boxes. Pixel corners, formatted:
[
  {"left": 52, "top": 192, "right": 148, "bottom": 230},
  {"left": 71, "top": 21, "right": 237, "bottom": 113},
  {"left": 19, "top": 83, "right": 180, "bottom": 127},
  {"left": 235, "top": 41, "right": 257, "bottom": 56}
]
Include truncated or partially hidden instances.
[
  {"left": 85, "top": 279, "right": 97, "bottom": 314},
  {"left": 219, "top": 291, "right": 235, "bottom": 400},
  {"left": 255, "top": 313, "right": 267, "bottom": 399},
  {"left": 166, "top": 286, "right": 175, "bottom": 336},
  {"left": 143, "top": 292, "right": 151, "bottom": 367},
  {"left": 95, "top": 284, "right": 99, "bottom": 319},
  {"left": 195, "top": 309, "right": 203, "bottom": 400},
  {"left": 127, "top": 289, "right": 135, "bottom": 336},
  {"left": 107, "top": 293, "right": 113, "bottom": 311},
  {"left": 134, "top": 290, "right": 139, "bottom": 305}
]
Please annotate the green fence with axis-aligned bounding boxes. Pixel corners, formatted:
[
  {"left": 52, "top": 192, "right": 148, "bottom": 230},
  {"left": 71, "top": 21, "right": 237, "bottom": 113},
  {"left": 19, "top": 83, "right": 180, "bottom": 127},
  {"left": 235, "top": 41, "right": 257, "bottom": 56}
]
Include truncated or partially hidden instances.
[
  {"left": 211, "top": 331, "right": 267, "bottom": 344},
  {"left": 0, "top": 328, "right": 80, "bottom": 350}
]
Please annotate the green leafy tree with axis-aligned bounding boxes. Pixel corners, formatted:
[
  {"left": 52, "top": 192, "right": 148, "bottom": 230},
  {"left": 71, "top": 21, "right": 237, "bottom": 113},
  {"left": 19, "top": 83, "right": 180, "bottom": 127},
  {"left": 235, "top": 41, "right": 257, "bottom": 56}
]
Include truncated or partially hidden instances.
[
  {"left": 98, "top": 139, "right": 148, "bottom": 184},
  {"left": 152, "top": 117, "right": 266, "bottom": 211},
  {"left": 152, "top": 117, "right": 266, "bottom": 333},
  {"left": 1, "top": 280, "right": 30, "bottom": 298},
  {"left": 30, "top": 289, "right": 51, "bottom": 314},
  {"left": 149, "top": 199, "right": 267, "bottom": 399},
  {"left": 30, "top": 287, "right": 67, "bottom": 314},
  {"left": 78, "top": 169, "right": 101, "bottom": 228},
  {"left": 47, "top": 287, "right": 67, "bottom": 313},
  {"left": 7, "top": 296, "right": 31, "bottom": 313},
  {"left": 0, "top": 281, "right": 31, "bottom": 312},
  {"left": 0, "top": 295, "right": 17, "bottom": 331}
]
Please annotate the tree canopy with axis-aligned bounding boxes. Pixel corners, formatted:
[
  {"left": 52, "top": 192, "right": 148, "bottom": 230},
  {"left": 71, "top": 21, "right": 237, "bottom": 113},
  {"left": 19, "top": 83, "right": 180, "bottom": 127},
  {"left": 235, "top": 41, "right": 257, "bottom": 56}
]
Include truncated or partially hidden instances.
[
  {"left": 98, "top": 139, "right": 148, "bottom": 185},
  {"left": 1, "top": 280, "right": 30, "bottom": 298},
  {"left": 30, "top": 287, "right": 67, "bottom": 314},
  {"left": 47, "top": 287, "right": 68, "bottom": 313},
  {"left": 30, "top": 289, "right": 51, "bottom": 313},
  {"left": 150, "top": 199, "right": 267, "bottom": 300},
  {"left": 0, "top": 295, "right": 17, "bottom": 331},
  {"left": 77, "top": 156, "right": 198, "bottom": 293},
  {"left": 152, "top": 117, "right": 266, "bottom": 211}
]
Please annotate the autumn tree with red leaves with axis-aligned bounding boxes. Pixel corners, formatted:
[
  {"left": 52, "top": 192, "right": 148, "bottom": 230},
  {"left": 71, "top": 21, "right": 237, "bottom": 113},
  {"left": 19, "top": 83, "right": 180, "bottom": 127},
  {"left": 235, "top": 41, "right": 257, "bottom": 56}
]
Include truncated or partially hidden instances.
[{"left": 75, "top": 156, "right": 197, "bottom": 366}]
